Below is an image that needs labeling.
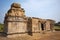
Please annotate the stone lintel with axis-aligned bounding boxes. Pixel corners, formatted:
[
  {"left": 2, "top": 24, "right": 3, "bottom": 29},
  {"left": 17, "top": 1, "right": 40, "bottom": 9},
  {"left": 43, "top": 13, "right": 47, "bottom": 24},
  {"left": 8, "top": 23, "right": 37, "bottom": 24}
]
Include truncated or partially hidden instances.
[
  {"left": 46, "top": 19, "right": 55, "bottom": 22},
  {"left": 32, "top": 17, "right": 39, "bottom": 19}
]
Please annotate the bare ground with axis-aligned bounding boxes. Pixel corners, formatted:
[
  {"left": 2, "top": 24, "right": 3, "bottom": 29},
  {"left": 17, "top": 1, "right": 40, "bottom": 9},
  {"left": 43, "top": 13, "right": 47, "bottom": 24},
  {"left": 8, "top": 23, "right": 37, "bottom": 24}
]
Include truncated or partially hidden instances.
[
  {"left": 40, "top": 31, "right": 60, "bottom": 40},
  {"left": 0, "top": 31, "right": 60, "bottom": 40}
]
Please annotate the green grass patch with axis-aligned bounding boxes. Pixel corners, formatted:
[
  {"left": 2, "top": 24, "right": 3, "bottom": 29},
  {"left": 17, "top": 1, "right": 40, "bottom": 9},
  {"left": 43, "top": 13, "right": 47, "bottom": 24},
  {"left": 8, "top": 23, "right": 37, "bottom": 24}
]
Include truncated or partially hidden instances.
[
  {"left": 54, "top": 26, "right": 60, "bottom": 29},
  {"left": 0, "top": 24, "right": 4, "bottom": 32}
]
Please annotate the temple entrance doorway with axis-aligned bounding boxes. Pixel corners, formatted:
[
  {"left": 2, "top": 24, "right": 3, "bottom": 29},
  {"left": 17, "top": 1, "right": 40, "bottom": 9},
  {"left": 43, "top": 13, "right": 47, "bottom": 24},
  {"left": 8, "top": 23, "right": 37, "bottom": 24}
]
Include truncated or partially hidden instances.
[{"left": 41, "top": 23, "right": 44, "bottom": 31}]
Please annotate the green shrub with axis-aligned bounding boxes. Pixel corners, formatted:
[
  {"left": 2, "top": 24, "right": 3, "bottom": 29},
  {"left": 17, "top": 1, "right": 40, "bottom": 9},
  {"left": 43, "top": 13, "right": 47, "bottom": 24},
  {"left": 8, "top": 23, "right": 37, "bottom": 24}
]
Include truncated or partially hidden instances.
[{"left": 0, "top": 23, "right": 4, "bottom": 32}]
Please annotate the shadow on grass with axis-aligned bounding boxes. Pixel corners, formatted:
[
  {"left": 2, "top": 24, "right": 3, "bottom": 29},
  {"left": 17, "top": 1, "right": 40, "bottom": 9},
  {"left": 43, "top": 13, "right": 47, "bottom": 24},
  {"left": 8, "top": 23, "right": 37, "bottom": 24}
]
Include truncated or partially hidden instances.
[{"left": 55, "top": 29, "right": 60, "bottom": 31}]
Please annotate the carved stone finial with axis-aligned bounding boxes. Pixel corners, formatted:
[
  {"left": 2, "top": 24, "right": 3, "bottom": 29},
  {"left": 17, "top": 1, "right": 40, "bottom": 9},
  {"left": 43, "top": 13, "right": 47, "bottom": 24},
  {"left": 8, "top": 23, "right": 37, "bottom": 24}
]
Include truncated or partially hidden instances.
[{"left": 11, "top": 3, "right": 21, "bottom": 8}]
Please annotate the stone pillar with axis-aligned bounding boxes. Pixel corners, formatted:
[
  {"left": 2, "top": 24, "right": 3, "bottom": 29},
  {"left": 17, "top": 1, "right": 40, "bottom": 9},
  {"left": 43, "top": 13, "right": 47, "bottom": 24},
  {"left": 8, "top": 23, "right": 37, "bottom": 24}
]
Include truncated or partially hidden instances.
[
  {"left": 38, "top": 22, "right": 42, "bottom": 32},
  {"left": 45, "top": 21, "right": 51, "bottom": 31},
  {"left": 50, "top": 22, "right": 55, "bottom": 32},
  {"left": 27, "top": 17, "right": 32, "bottom": 36}
]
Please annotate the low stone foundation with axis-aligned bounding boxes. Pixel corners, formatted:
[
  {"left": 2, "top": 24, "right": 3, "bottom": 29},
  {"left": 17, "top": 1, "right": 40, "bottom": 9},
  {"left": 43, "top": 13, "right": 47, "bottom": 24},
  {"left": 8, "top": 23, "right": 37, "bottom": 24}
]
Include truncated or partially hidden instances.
[{"left": 6, "top": 33, "right": 27, "bottom": 38}]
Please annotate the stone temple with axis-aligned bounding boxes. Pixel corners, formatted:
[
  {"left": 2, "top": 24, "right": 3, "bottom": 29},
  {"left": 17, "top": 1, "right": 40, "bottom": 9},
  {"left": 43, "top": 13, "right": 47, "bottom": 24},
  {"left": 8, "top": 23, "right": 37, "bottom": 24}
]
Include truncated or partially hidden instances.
[{"left": 3, "top": 3, "right": 55, "bottom": 37}]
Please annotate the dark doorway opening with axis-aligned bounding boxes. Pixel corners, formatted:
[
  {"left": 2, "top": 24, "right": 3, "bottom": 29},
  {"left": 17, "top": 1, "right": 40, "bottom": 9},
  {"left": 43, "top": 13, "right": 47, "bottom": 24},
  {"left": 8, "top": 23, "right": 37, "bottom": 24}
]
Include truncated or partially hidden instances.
[{"left": 41, "top": 23, "right": 44, "bottom": 30}]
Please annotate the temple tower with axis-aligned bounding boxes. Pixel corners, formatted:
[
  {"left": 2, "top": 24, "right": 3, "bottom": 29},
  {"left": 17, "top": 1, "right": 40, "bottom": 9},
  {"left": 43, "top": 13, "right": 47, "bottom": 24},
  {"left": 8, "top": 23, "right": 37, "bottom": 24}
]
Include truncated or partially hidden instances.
[{"left": 4, "top": 3, "right": 27, "bottom": 37}]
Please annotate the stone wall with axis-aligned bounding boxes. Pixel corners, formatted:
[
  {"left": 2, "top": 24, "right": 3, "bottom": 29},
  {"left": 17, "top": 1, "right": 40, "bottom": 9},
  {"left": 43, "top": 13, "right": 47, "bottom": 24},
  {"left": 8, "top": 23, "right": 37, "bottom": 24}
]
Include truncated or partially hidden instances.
[
  {"left": 46, "top": 19, "right": 55, "bottom": 31},
  {"left": 31, "top": 17, "right": 39, "bottom": 33}
]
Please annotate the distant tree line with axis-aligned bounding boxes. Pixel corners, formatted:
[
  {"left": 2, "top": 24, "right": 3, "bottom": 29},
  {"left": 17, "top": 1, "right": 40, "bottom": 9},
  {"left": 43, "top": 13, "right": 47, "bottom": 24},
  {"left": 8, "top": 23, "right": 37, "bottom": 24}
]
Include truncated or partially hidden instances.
[{"left": 55, "top": 22, "right": 60, "bottom": 26}]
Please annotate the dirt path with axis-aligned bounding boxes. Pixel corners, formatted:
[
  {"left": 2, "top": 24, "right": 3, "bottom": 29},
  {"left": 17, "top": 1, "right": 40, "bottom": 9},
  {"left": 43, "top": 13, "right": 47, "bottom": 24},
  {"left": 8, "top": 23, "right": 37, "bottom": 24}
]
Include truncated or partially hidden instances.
[
  {"left": 40, "top": 31, "right": 60, "bottom": 40},
  {"left": 0, "top": 31, "right": 60, "bottom": 40}
]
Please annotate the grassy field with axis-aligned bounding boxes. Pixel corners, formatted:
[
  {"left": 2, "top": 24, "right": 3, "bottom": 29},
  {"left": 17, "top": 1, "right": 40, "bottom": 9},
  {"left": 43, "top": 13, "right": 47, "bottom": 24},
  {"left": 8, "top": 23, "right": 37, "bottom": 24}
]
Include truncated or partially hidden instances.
[{"left": 54, "top": 26, "right": 60, "bottom": 29}]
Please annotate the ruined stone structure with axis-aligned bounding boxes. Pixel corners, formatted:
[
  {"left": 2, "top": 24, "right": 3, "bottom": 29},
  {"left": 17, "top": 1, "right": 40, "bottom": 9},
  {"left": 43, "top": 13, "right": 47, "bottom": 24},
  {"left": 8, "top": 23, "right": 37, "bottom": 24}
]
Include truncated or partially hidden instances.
[{"left": 4, "top": 3, "right": 55, "bottom": 37}]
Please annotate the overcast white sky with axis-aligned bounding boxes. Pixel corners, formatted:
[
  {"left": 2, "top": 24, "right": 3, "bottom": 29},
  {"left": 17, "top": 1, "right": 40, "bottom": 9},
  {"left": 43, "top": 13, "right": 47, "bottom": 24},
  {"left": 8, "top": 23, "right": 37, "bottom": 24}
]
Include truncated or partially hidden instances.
[{"left": 0, "top": 0, "right": 60, "bottom": 23}]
